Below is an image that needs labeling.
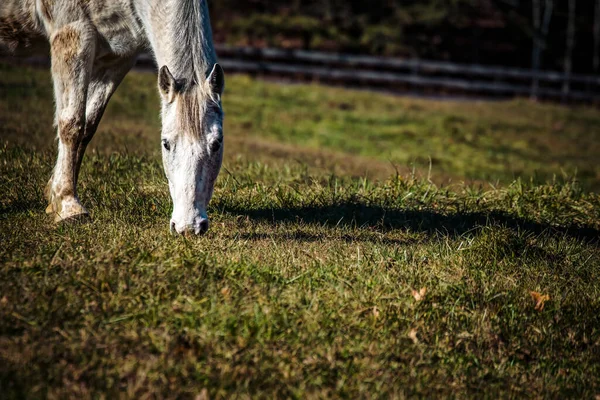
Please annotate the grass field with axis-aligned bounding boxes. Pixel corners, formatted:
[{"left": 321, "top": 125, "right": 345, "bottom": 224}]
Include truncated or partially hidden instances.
[{"left": 1, "top": 64, "right": 600, "bottom": 398}]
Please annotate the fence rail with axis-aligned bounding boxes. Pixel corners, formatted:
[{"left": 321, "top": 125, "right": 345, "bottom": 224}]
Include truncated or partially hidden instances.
[
  {"left": 135, "top": 45, "right": 600, "bottom": 101},
  {"left": 5, "top": 44, "right": 600, "bottom": 102},
  {"left": 214, "top": 45, "right": 600, "bottom": 87}
]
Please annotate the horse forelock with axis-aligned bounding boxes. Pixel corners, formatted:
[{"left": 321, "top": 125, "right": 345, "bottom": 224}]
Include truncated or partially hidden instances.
[{"left": 176, "top": 84, "right": 219, "bottom": 139}]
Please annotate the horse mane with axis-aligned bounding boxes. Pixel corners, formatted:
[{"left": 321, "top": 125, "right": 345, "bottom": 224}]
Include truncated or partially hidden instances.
[
  {"left": 167, "top": 0, "right": 220, "bottom": 139},
  {"left": 171, "top": 0, "right": 217, "bottom": 86}
]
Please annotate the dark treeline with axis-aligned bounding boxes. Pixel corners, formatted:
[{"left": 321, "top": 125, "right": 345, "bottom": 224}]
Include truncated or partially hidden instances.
[{"left": 208, "top": 0, "right": 599, "bottom": 74}]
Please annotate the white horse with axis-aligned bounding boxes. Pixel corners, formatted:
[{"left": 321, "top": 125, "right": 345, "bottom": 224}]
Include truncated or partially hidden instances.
[{"left": 0, "top": 0, "right": 225, "bottom": 236}]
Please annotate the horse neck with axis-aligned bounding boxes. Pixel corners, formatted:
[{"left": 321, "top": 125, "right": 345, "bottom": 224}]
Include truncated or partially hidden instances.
[{"left": 137, "top": 0, "right": 217, "bottom": 83}]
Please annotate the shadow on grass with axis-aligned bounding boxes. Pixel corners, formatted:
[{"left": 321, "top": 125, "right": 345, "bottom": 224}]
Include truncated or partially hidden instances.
[
  {"left": 235, "top": 231, "right": 416, "bottom": 245},
  {"left": 2, "top": 187, "right": 598, "bottom": 247},
  {"left": 0, "top": 199, "right": 45, "bottom": 217},
  {"left": 223, "top": 203, "right": 600, "bottom": 245}
]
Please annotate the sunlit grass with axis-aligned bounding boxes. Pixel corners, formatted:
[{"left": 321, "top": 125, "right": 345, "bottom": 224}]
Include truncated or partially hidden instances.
[
  {"left": 2, "top": 64, "right": 599, "bottom": 189},
  {"left": 1, "top": 64, "right": 599, "bottom": 397}
]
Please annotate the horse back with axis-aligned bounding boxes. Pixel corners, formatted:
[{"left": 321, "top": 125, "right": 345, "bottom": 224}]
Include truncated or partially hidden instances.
[
  {"left": 0, "top": 0, "right": 49, "bottom": 56},
  {"left": 1, "top": 0, "right": 145, "bottom": 59}
]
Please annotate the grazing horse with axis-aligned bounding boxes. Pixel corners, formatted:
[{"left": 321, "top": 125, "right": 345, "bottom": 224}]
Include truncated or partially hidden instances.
[{"left": 0, "top": 0, "right": 225, "bottom": 236}]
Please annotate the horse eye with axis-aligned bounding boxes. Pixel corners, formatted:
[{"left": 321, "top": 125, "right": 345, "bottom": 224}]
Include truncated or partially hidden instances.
[
  {"left": 210, "top": 138, "right": 222, "bottom": 153},
  {"left": 162, "top": 139, "right": 171, "bottom": 151}
]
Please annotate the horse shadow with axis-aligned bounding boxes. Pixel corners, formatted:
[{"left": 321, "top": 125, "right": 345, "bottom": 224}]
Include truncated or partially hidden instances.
[{"left": 221, "top": 201, "right": 600, "bottom": 246}]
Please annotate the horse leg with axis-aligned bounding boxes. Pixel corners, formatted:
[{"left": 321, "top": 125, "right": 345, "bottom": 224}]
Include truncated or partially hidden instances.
[
  {"left": 74, "top": 56, "right": 137, "bottom": 180},
  {"left": 45, "top": 22, "right": 95, "bottom": 222}
]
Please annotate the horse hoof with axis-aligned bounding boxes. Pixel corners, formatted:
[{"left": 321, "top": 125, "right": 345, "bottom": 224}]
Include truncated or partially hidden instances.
[
  {"left": 45, "top": 203, "right": 55, "bottom": 214},
  {"left": 49, "top": 197, "right": 90, "bottom": 223}
]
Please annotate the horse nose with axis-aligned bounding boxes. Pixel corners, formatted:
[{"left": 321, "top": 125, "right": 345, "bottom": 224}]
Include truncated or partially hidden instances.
[
  {"left": 197, "top": 218, "right": 209, "bottom": 235},
  {"left": 170, "top": 219, "right": 209, "bottom": 236}
]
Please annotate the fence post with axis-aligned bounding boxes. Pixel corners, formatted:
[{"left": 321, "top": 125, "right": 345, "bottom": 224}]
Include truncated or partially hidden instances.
[{"left": 562, "top": 0, "right": 576, "bottom": 102}]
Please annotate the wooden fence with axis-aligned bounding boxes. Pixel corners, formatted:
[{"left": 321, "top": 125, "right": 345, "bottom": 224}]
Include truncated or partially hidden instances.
[
  {"left": 138, "top": 45, "right": 600, "bottom": 101},
  {"left": 6, "top": 44, "right": 600, "bottom": 102}
]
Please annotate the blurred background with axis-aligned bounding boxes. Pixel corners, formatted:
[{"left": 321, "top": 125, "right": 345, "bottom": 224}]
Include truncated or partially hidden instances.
[
  {"left": 195, "top": 0, "right": 600, "bottom": 102},
  {"left": 209, "top": 0, "right": 598, "bottom": 73}
]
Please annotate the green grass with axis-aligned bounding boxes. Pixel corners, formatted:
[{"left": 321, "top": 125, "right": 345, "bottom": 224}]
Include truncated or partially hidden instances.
[
  {"left": 1, "top": 64, "right": 600, "bottom": 398},
  {"left": 2, "top": 63, "right": 600, "bottom": 190}
]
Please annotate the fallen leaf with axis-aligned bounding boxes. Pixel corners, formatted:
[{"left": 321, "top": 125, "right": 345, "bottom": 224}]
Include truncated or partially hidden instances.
[
  {"left": 220, "top": 287, "right": 231, "bottom": 298},
  {"left": 372, "top": 306, "right": 380, "bottom": 318},
  {"left": 0, "top": 296, "right": 7, "bottom": 306},
  {"left": 530, "top": 291, "right": 550, "bottom": 311},
  {"left": 195, "top": 388, "right": 209, "bottom": 400},
  {"left": 171, "top": 301, "right": 183, "bottom": 312},
  {"left": 408, "top": 328, "right": 419, "bottom": 344},
  {"left": 411, "top": 287, "right": 427, "bottom": 302}
]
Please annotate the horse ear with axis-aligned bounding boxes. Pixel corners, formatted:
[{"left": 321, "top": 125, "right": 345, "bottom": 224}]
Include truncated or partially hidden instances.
[
  {"left": 158, "top": 66, "right": 178, "bottom": 103},
  {"left": 207, "top": 63, "right": 225, "bottom": 97}
]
